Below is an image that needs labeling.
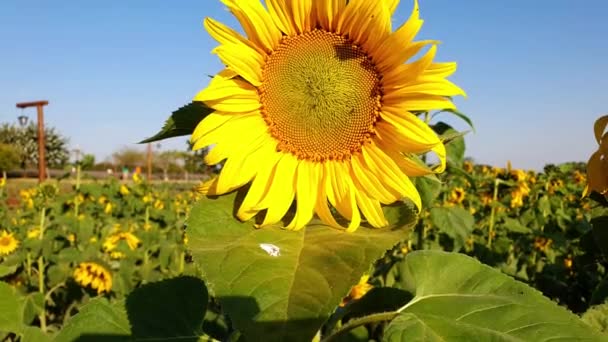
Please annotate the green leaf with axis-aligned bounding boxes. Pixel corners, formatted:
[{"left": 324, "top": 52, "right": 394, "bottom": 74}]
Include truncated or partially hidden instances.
[
  {"left": 429, "top": 207, "right": 474, "bottom": 250},
  {"left": 54, "top": 298, "right": 131, "bottom": 342},
  {"left": 21, "top": 326, "right": 51, "bottom": 342},
  {"left": 591, "top": 216, "right": 608, "bottom": 258},
  {"left": 502, "top": 218, "right": 532, "bottom": 234},
  {"left": 384, "top": 251, "right": 605, "bottom": 341},
  {"left": 415, "top": 176, "right": 442, "bottom": 208},
  {"left": 582, "top": 302, "right": 608, "bottom": 335},
  {"left": 139, "top": 102, "right": 212, "bottom": 144},
  {"left": 0, "top": 264, "right": 18, "bottom": 278},
  {"left": 433, "top": 109, "right": 476, "bottom": 133},
  {"left": 0, "top": 281, "right": 23, "bottom": 334},
  {"left": 125, "top": 276, "right": 208, "bottom": 338},
  {"left": 186, "top": 192, "right": 416, "bottom": 342},
  {"left": 433, "top": 122, "right": 466, "bottom": 167},
  {"left": 54, "top": 277, "right": 208, "bottom": 342}
]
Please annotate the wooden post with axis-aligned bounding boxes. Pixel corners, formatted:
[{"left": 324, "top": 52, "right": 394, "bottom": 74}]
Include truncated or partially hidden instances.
[{"left": 16, "top": 101, "right": 49, "bottom": 183}]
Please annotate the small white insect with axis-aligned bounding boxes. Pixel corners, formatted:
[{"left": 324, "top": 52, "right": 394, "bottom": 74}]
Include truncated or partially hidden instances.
[{"left": 259, "top": 243, "right": 281, "bottom": 257}]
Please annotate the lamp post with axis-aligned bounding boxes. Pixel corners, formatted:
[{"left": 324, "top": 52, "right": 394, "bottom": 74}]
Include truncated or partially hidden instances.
[{"left": 16, "top": 100, "right": 48, "bottom": 182}]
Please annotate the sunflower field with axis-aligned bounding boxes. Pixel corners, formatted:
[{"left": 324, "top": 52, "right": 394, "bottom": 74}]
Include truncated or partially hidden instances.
[
  {"left": 1, "top": 143, "right": 607, "bottom": 341},
  {"left": 3, "top": 0, "right": 608, "bottom": 341}
]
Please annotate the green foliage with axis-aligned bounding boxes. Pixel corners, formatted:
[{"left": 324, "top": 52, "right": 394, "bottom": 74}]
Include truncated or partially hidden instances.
[
  {"left": 0, "top": 123, "right": 70, "bottom": 169},
  {"left": 0, "top": 144, "right": 20, "bottom": 172},
  {"left": 186, "top": 192, "right": 417, "bottom": 342},
  {"left": 140, "top": 102, "right": 212, "bottom": 144},
  {"left": 111, "top": 146, "right": 146, "bottom": 168},
  {"left": 55, "top": 277, "right": 208, "bottom": 341},
  {"left": 79, "top": 154, "right": 96, "bottom": 170},
  {"left": 383, "top": 251, "right": 603, "bottom": 341}
]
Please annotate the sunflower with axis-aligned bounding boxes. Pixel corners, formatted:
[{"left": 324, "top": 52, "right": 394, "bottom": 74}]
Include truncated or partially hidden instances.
[
  {"left": 448, "top": 187, "right": 465, "bottom": 205},
  {"left": 585, "top": 115, "right": 608, "bottom": 196},
  {"left": 103, "top": 232, "right": 141, "bottom": 251},
  {"left": 193, "top": 0, "right": 464, "bottom": 231},
  {"left": 73, "top": 262, "right": 112, "bottom": 294},
  {"left": 0, "top": 230, "right": 19, "bottom": 256}
]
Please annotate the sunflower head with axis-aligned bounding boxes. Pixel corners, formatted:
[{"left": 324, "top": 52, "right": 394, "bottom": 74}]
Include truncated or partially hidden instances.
[
  {"left": 73, "top": 262, "right": 112, "bottom": 294},
  {"left": 192, "top": 0, "right": 464, "bottom": 231},
  {"left": 0, "top": 230, "right": 19, "bottom": 256}
]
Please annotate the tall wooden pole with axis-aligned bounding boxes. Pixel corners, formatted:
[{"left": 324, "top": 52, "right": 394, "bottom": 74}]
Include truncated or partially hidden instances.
[{"left": 16, "top": 100, "right": 48, "bottom": 183}]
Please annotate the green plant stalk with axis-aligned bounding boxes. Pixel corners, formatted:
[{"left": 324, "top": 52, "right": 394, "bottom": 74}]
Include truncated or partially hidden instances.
[
  {"left": 75, "top": 163, "right": 81, "bottom": 191},
  {"left": 487, "top": 178, "right": 500, "bottom": 248},
  {"left": 38, "top": 206, "right": 47, "bottom": 333},
  {"left": 322, "top": 311, "right": 398, "bottom": 342},
  {"left": 178, "top": 250, "right": 185, "bottom": 275},
  {"left": 145, "top": 206, "right": 150, "bottom": 228},
  {"left": 26, "top": 252, "right": 32, "bottom": 279}
]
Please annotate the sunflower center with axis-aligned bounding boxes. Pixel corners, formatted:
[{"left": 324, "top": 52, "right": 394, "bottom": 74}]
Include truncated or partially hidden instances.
[
  {"left": 0, "top": 236, "right": 10, "bottom": 247},
  {"left": 259, "top": 29, "right": 382, "bottom": 161}
]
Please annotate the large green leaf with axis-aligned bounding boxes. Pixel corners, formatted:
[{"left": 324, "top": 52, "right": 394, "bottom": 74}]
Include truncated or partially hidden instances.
[
  {"left": 54, "top": 277, "right": 208, "bottom": 342},
  {"left": 187, "top": 192, "right": 416, "bottom": 342},
  {"left": 139, "top": 102, "right": 212, "bottom": 143},
  {"left": 429, "top": 206, "right": 474, "bottom": 250},
  {"left": 53, "top": 298, "right": 130, "bottom": 342},
  {"left": 384, "top": 251, "right": 605, "bottom": 341},
  {"left": 0, "top": 282, "right": 23, "bottom": 334},
  {"left": 582, "top": 302, "right": 608, "bottom": 335}
]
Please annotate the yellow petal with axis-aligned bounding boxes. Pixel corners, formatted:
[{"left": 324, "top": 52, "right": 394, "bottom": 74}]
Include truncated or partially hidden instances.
[
  {"left": 204, "top": 17, "right": 264, "bottom": 55},
  {"left": 337, "top": 0, "right": 391, "bottom": 49},
  {"left": 315, "top": 166, "right": 343, "bottom": 229},
  {"left": 378, "top": 111, "right": 441, "bottom": 152},
  {"left": 214, "top": 135, "right": 270, "bottom": 194},
  {"left": 350, "top": 154, "right": 395, "bottom": 203},
  {"left": 314, "top": 0, "right": 346, "bottom": 32},
  {"left": 190, "top": 113, "right": 234, "bottom": 148},
  {"left": 204, "top": 115, "right": 267, "bottom": 165},
  {"left": 383, "top": 94, "right": 456, "bottom": 112},
  {"left": 371, "top": 0, "right": 423, "bottom": 69},
  {"left": 194, "top": 74, "right": 258, "bottom": 103},
  {"left": 192, "top": 113, "right": 259, "bottom": 151},
  {"left": 355, "top": 190, "right": 388, "bottom": 228},
  {"left": 266, "top": 0, "right": 295, "bottom": 35},
  {"left": 257, "top": 153, "right": 298, "bottom": 226},
  {"left": 286, "top": 161, "right": 320, "bottom": 230},
  {"left": 214, "top": 44, "right": 264, "bottom": 86},
  {"left": 237, "top": 141, "right": 281, "bottom": 221},
  {"left": 362, "top": 144, "right": 422, "bottom": 210},
  {"left": 387, "top": 78, "right": 466, "bottom": 98},
  {"left": 221, "top": 0, "right": 282, "bottom": 52},
  {"left": 383, "top": 45, "right": 437, "bottom": 90}
]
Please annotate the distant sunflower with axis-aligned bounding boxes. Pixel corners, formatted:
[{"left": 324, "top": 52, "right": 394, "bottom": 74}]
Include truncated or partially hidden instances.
[
  {"left": 0, "top": 230, "right": 19, "bottom": 256},
  {"left": 193, "top": 0, "right": 464, "bottom": 231},
  {"left": 73, "top": 262, "right": 112, "bottom": 294}
]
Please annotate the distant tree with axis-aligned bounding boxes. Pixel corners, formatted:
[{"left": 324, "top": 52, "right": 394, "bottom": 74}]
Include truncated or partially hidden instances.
[
  {"left": 80, "top": 154, "right": 96, "bottom": 170},
  {"left": 112, "top": 147, "right": 146, "bottom": 169},
  {"left": 156, "top": 150, "right": 187, "bottom": 180},
  {"left": 0, "top": 144, "right": 20, "bottom": 172},
  {"left": 0, "top": 123, "right": 70, "bottom": 169}
]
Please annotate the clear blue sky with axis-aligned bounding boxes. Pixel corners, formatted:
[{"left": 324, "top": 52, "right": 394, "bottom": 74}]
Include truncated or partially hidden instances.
[{"left": 1, "top": 0, "right": 607, "bottom": 170}]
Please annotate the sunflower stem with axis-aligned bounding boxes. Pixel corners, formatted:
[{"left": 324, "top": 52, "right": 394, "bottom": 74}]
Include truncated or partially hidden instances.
[
  {"left": 37, "top": 255, "right": 46, "bottom": 332},
  {"left": 321, "top": 311, "right": 398, "bottom": 342},
  {"left": 37, "top": 206, "right": 47, "bottom": 332},
  {"left": 487, "top": 178, "right": 500, "bottom": 248}
]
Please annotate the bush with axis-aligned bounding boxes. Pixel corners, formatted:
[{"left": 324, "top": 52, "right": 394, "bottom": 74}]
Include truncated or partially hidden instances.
[{"left": 0, "top": 143, "right": 20, "bottom": 172}]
